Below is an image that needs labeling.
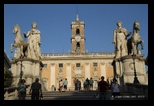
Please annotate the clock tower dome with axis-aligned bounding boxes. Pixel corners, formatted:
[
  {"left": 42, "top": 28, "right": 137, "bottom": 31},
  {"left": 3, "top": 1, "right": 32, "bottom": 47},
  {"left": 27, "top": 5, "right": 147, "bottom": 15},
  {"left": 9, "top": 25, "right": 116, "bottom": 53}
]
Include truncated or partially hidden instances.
[{"left": 71, "top": 14, "right": 85, "bottom": 53}]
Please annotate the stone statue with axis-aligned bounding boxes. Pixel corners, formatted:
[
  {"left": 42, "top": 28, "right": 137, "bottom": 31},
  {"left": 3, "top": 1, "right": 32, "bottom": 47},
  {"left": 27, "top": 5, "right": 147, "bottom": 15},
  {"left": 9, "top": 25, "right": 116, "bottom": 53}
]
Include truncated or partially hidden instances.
[
  {"left": 11, "top": 24, "right": 28, "bottom": 59},
  {"left": 112, "top": 21, "right": 131, "bottom": 58},
  {"left": 127, "top": 21, "right": 144, "bottom": 55},
  {"left": 24, "top": 22, "right": 41, "bottom": 60}
]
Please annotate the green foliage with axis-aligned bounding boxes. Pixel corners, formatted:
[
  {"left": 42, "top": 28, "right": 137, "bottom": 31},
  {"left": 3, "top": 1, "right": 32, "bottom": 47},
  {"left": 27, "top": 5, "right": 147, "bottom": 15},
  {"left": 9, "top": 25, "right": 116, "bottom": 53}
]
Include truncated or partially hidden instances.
[{"left": 4, "top": 68, "right": 13, "bottom": 87}]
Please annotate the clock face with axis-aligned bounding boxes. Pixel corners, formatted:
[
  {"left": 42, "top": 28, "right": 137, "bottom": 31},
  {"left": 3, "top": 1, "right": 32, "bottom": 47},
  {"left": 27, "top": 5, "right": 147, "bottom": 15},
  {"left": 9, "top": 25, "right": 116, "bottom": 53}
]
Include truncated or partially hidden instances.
[{"left": 75, "top": 36, "right": 81, "bottom": 42}]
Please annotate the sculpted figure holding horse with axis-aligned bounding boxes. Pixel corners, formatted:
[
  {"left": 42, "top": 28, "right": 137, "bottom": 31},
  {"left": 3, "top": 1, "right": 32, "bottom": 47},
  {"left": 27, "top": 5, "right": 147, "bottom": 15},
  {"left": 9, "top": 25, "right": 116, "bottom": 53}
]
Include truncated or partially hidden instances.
[
  {"left": 112, "top": 21, "right": 131, "bottom": 58},
  {"left": 11, "top": 24, "right": 28, "bottom": 59},
  {"left": 23, "top": 22, "right": 41, "bottom": 60},
  {"left": 127, "top": 21, "right": 144, "bottom": 55}
]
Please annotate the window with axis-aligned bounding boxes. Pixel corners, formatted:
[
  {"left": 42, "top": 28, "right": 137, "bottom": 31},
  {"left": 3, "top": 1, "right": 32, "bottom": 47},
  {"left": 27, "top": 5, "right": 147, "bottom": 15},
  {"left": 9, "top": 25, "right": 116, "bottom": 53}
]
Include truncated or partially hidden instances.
[
  {"left": 76, "top": 63, "right": 80, "bottom": 67},
  {"left": 59, "top": 63, "right": 63, "bottom": 68},
  {"left": 93, "top": 62, "right": 98, "bottom": 67},
  {"left": 76, "top": 43, "right": 80, "bottom": 50},
  {"left": 43, "top": 64, "right": 47, "bottom": 68},
  {"left": 76, "top": 29, "right": 80, "bottom": 35}
]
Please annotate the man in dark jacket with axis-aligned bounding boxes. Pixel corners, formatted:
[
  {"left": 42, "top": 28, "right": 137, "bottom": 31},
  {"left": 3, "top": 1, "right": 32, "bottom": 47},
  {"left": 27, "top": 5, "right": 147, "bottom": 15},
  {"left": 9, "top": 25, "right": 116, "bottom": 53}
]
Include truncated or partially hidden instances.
[
  {"left": 29, "top": 78, "right": 43, "bottom": 100},
  {"left": 98, "top": 76, "right": 108, "bottom": 100}
]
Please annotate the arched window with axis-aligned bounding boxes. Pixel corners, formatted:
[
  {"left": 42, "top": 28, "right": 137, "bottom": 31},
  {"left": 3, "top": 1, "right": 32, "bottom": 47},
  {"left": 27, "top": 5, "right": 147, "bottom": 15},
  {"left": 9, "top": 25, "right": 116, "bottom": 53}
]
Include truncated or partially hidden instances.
[
  {"left": 76, "top": 42, "right": 80, "bottom": 50},
  {"left": 76, "top": 29, "right": 80, "bottom": 35}
]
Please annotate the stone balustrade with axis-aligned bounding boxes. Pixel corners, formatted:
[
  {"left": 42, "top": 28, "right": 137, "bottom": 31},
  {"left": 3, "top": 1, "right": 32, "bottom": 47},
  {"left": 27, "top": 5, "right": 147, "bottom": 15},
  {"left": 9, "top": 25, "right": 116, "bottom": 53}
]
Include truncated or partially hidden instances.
[
  {"left": 4, "top": 84, "right": 31, "bottom": 100},
  {"left": 41, "top": 52, "right": 115, "bottom": 58}
]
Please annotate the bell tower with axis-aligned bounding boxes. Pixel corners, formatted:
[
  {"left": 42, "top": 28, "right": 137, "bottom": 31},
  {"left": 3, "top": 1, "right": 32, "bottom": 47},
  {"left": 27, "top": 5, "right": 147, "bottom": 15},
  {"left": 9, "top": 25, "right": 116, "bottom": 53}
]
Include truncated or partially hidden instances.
[{"left": 71, "top": 14, "right": 85, "bottom": 53}]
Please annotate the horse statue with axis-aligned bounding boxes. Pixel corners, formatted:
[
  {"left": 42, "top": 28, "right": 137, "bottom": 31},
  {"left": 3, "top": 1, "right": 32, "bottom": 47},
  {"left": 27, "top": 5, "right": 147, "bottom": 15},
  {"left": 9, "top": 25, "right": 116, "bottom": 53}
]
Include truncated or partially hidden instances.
[
  {"left": 127, "top": 21, "right": 144, "bottom": 55},
  {"left": 11, "top": 24, "right": 29, "bottom": 59}
]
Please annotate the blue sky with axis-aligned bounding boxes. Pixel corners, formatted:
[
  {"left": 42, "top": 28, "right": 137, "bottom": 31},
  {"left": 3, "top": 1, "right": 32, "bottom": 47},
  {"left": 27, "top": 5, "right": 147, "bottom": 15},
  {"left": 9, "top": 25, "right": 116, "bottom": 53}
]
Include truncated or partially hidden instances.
[{"left": 4, "top": 4, "right": 148, "bottom": 61}]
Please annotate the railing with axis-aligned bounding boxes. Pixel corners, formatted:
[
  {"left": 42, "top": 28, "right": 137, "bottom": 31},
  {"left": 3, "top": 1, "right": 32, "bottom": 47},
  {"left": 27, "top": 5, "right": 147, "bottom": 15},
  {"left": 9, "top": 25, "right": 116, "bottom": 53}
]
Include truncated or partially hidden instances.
[{"left": 4, "top": 84, "right": 31, "bottom": 100}]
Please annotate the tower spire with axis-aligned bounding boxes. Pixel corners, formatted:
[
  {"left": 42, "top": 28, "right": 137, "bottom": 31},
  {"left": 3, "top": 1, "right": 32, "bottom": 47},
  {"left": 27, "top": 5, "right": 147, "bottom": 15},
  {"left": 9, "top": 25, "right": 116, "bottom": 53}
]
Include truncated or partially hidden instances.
[{"left": 76, "top": 4, "right": 79, "bottom": 21}]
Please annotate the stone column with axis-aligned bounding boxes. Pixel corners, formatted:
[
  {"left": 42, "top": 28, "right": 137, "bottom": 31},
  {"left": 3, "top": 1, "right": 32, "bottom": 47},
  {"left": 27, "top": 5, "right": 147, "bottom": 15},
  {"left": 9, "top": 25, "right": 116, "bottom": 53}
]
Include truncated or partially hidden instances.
[
  {"left": 100, "top": 62, "right": 106, "bottom": 80},
  {"left": 85, "top": 63, "right": 90, "bottom": 79},
  {"left": 50, "top": 63, "right": 55, "bottom": 91},
  {"left": 66, "top": 63, "right": 71, "bottom": 90}
]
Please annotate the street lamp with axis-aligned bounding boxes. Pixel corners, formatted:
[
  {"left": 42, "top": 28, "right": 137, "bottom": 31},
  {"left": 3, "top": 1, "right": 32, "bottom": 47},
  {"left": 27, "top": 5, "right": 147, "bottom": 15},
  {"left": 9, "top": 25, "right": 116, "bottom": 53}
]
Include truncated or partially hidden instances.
[{"left": 132, "top": 54, "right": 140, "bottom": 84}]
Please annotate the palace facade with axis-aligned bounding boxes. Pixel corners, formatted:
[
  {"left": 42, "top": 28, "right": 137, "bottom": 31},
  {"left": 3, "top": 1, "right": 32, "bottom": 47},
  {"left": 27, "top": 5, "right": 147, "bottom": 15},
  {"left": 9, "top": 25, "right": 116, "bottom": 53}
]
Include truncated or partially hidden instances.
[{"left": 40, "top": 15, "right": 115, "bottom": 91}]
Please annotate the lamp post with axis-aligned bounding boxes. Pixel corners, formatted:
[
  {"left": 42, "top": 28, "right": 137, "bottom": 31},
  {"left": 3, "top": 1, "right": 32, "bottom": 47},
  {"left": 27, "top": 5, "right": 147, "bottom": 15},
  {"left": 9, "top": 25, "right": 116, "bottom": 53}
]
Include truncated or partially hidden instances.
[
  {"left": 132, "top": 54, "right": 140, "bottom": 84},
  {"left": 20, "top": 58, "right": 23, "bottom": 82}
]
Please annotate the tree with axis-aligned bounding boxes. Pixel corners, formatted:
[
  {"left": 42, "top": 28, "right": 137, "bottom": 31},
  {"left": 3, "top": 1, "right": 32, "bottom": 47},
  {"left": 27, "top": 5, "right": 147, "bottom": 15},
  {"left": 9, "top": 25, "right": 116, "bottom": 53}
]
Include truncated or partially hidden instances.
[{"left": 4, "top": 68, "right": 13, "bottom": 87}]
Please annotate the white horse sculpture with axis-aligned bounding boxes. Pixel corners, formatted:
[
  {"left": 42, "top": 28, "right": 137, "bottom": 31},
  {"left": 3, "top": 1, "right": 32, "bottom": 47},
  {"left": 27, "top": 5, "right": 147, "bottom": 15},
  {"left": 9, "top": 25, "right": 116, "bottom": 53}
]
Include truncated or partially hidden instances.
[
  {"left": 127, "top": 21, "right": 144, "bottom": 55},
  {"left": 11, "top": 24, "right": 28, "bottom": 59}
]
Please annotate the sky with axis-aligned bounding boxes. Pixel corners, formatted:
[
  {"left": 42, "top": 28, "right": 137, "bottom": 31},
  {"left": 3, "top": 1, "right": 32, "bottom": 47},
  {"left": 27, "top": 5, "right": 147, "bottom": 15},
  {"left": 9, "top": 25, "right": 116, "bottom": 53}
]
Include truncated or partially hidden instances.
[{"left": 4, "top": 4, "right": 148, "bottom": 62}]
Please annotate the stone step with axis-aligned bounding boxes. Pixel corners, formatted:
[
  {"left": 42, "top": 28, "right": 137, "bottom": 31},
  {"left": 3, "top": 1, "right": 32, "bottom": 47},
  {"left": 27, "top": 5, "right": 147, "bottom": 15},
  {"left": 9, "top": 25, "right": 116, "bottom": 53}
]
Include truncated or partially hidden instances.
[
  {"left": 25, "top": 90, "right": 111, "bottom": 100},
  {"left": 25, "top": 96, "right": 97, "bottom": 100},
  {"left": 24, "top": 90, "right": 147, "bottom": 100}
]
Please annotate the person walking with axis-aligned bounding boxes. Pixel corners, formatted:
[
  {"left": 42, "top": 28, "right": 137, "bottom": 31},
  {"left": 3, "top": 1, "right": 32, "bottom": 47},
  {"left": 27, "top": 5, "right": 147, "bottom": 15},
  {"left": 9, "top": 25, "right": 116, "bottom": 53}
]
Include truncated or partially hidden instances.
[
  {"left": 59, "top": 79, "right": 63, "bottom": 92},
  {"left": 18, "top": 79, "right": 26, "bottom": 100},
  {"left": 29, "top": 78, "right": 43, "bottom": 100},
  {"left": 79, "top": 80, "right": 81, "bottom": 91},
  {"left": 98, "top": 76, "right": 109, "bottom": 100},
  {"left": 89, "top": 77, "right": 94, "bottom": 90},
  {"left": 94, "top": 78, "right": 101, "bottom": 98},
  {"left": 83, "top": 79, "right": 88, "bottom": 91},
  {"left": 58, "top": 80, "right": 60, "bottom": 91},
  {"left": 76, "top": 79, "right": 80, "bottom": 91},
  {"left": 106, "top": 78, "right": 110, "bottom": 89},
  {"left": 63, "top": 78, "right": 68, "bottom": 91},
  {"left": 74, "top": 78, "right": 77, "bottom": 91},
  {"left": 86, "top": 78, "right": 90, "bottom": 91},
  {"left": 111, "top": 78, "right": 121, "bottom": 100}
]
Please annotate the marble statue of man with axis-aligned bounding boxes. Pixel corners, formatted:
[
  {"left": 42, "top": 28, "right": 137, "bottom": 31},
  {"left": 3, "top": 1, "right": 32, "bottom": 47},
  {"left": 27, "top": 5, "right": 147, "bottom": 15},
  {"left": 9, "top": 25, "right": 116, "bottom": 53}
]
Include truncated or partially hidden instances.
[
  {"left": 24, "top": 22, "right": 41, "bottom": 60},
  {"left": 112, "top": 21, "right": 131, "bottom": 58}
]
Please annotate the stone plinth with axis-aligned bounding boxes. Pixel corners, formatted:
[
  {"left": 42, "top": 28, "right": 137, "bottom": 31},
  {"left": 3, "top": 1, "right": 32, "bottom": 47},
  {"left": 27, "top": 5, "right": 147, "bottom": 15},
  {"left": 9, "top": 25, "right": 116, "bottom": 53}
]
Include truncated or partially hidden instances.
[
  {"left": 121, "top": 55, "right": 147, "bottom": 84},
  {"left": 112, "top": 54, "right": 147, "bottom": 92},
  {"left": 11, "top": 58, "right": 44, "bottom": 86}
]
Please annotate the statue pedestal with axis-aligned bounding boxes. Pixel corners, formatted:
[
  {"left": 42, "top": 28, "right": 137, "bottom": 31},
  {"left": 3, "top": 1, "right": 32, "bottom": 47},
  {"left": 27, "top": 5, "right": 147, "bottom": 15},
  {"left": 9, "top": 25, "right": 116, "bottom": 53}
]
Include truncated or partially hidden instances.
[
  {"left": 112, "top": 55, "right": 147, "bottom": 92},
  {"left": 11, "top": 58, "right": 44, "bottom": 86}
]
